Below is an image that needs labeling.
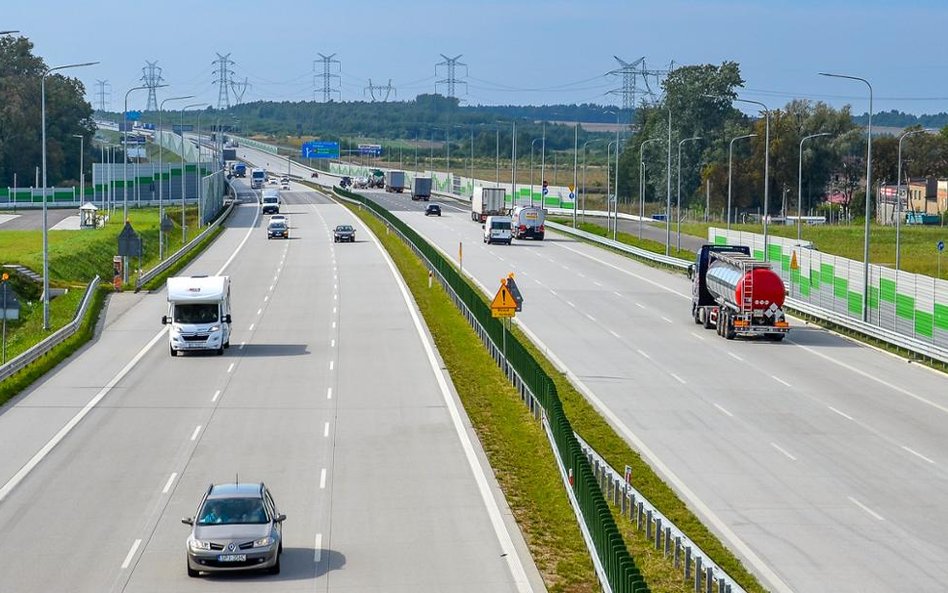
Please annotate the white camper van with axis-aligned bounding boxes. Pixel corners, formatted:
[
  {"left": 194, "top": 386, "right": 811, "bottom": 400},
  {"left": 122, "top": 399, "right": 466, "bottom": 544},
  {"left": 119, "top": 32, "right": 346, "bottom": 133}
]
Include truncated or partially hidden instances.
[{"left": 163, "top": 275, "right": 232, "bottom": 356}]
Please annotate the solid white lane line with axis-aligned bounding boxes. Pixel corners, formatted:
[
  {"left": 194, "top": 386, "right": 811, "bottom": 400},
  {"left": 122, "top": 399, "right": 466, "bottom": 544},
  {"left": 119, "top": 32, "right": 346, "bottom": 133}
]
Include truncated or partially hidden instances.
[
  {"left": 121, "top": 539, "right": 142, "bottom": 569},
  {"left": 331, "top": 339, "right": 335, "bottom": 348},
  {"left": 670, "top": 373, "right": 687, "bottom": 384},
  {"left": 637, "top": 349, "right": 651, "bottom": 360},
  {"left": 690, "top": 332, "right": 706, "bottom": 341},
  {"left": 828, "top": 406, "right": 853, "bottom": 421},
  {"left": 319, "top": 468, "right": 327, "bottom": 489},
  {"left": 212, "top": 390, "right": 221, "bottom": 402},
  {"left": 848, "top": 496, "right": 885, "bottom": 521},
  {"left": 323, "top": 422, "right": 330, "bottom": 437},
  {"left": 772, "top": 376, "right": 792, "bottom": 387},
  {"left": 227, "top": 363, "right": 235, "bottom": 373},
  {"left": 714, "top": 403, "right": 734, "bottom": 418},
  {"left": 661, "top": 316, "right": 673, "bottom": 324},
  {"left": 190, "top": 425, "right": 202, "bottom": 441},
  {"left": 609, "top": 330, "right": 621, "bottom": 338},
  {"left": 314, "top": 533, "right": 322, "bottom": 563},
  {"left": 770, "top": 443, "right": 797, "bottom": 461},
  {"left": 727, "top": 352, "right": 743, "bottom": 362},
  {"left": 162, "top": 472, "right": 178, "bottom": 494},
  {"left": 329, "top": 360, "right": 334, "bottom": 371},
  {"left": 249, "top": 323, "right": 255, "bottom": 331},
  {"left": 901, "top": 445, "right": 935, "bottom": 464}
]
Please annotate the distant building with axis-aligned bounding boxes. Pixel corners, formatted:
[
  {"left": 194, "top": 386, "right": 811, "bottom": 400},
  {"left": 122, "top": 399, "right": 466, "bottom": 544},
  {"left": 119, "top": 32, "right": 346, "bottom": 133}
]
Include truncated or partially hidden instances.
[{"left": 877, "top": 177, "right": 947, "bottom": 224}]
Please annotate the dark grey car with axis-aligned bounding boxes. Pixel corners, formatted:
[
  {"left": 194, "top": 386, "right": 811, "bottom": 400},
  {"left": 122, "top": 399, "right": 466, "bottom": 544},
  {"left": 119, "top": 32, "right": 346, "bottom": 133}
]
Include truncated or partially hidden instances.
[
  {"left": 182, "top": 483, "right": 285, "bottom": 577},
  {"left": 333, "top": 224, "right": 355, "bottom": 242}
]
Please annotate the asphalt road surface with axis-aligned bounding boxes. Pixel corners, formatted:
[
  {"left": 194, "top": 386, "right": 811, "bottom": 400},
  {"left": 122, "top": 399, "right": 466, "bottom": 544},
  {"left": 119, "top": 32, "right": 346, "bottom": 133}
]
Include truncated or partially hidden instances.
[{"left": 0, "top": 179, "right": 542, "bottom": 592}]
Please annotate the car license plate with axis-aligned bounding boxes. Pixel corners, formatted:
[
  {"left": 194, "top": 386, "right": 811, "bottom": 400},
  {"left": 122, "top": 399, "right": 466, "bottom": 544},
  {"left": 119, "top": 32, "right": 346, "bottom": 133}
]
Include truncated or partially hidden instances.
[{"left": 218, "top": 554, "right": 246, "bottom": 562}]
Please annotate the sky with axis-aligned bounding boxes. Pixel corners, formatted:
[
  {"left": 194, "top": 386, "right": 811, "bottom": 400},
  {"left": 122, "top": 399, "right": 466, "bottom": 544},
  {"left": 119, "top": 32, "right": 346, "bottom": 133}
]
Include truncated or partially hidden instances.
[{"left": 7, "top": 0, "right": 948, "bottom": 116}]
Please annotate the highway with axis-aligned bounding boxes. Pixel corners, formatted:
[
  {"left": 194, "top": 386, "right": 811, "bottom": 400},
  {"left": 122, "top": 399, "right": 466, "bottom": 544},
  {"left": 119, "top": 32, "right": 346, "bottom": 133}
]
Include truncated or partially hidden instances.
[
  {"left": 0, "top": 178, "right": 541, "bottom": 592},
  {"left": 323, "top": 179, "right": 948, "bottom": 593}
]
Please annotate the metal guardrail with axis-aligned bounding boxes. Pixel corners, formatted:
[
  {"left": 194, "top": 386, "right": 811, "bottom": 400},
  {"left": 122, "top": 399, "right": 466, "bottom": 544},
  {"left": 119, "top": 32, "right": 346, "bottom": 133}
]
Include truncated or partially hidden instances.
[
  {"left": 135, "top": 190, "right": 236, "bottom": 291},
  {"left": 0, "top": 275, "right": 101, "bottom": 383},
  {"left": 546, "top": 220, "right": 948, "bottom": 365}
]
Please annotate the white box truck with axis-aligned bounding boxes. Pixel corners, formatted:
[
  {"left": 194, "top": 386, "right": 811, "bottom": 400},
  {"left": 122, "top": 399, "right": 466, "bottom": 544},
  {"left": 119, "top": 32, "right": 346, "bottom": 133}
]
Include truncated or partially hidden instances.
[
  {"left": 162, "top": 275, "right": 232, "bottom": 356},
  {"left": 471, "top": 187, "right": 507, "bottom": 222},
  {"left": 512, "top": 206, "right": 546, "bottom": 240}
]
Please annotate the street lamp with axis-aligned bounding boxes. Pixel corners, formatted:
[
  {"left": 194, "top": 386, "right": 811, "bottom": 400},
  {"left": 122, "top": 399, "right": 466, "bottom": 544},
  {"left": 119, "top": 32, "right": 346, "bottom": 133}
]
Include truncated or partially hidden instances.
[
  {"left": 530, "top": 138, "right": 542, "bottom": 207},
  {"left": 539, "top": 122, "right": 546, "bottom": 209},
  {"left": 896, "top": 128, "right": 928, "bottom": 270},
  {"left": 123, "top": 84, "right": 164, "bottom": 222},
  {"left": 676, "top": 136, "right": 702, "bottom": 251},
  {"left": 42, "top": 60, "right": 98, "bottom": 330},
  {"left": 158, "top": 95, "right": 194, "bottom": 260},
  {"left": 639, "top": 138, "right": 662, "bottom": 239},
  {"left": 797, "top": 132, "right": 831, "bottom": 241},
  {"left": 820, "top": 72, "right": 872, "bottom": 321},
  {"left": 181, "top": 103, "right": 207, "bottom": 244},
  {"left": 727, "top": 133, "right": 757, "bottom": 230},
  {"left": 572, "top": 122, "right": 579, "bottom": 228},
  {"left": 581, "top": 140, "right": 601, "bottom": 224},
  {"left": 72, "top": 134, "right": 84, "bottom": 205},
  {"left": 665, "top": 105, "right": 673, "bottom": 256},
  {"left": 734, "top": 98, "right": 771, "bottom": 257}
]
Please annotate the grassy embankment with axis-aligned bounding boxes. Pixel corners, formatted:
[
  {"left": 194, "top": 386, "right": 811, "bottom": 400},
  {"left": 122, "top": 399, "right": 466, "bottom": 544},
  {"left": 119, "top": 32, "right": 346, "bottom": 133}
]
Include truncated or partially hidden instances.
[{"left": 343, "top": 198, "right": 768, "bottom": 593}]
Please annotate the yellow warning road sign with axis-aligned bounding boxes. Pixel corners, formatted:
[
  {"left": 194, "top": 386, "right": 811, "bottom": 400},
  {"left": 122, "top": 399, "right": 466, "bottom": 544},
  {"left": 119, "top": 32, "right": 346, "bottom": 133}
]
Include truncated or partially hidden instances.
[
  {"left": 790, "top": 250, "right": 799, "bottom": 271},
  {"left": 491, "top": 279, "right": 517, "bottom": 318}
]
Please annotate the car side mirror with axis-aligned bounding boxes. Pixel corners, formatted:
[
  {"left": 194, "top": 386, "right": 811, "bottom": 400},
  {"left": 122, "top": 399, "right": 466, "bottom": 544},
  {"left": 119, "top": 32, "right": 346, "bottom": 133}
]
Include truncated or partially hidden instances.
[
  {"left": 181, "top": 517, "right": 194, "bottom": 525},
  {"left": 687, "top": 264, "right": 696, "bottom": 281},
  {"left": 161, "top": 315, "right": 168, "bottom": 325},
  {"left": 224, "top": 314, "right": 232, "bottom": 324},
  {"left": 274, "top": 514, "right": 286, "bottom": 523}
]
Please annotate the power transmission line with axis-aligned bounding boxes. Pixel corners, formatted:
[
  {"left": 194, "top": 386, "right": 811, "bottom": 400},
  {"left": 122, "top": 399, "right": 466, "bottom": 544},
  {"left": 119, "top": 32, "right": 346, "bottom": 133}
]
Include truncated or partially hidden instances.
[
  {"left": 364, "top": 79, "right": 396, "bottom": 102},
  {"left": 435, "top": 54, "right": 468, "bottom": 98},
  {"left": 141, "top": 61, "right": 164, "bottom": 111},
  {"left": 231, "top": 77, "right": 251, "bottom": 105},
  {"left": 314, "top": 53, "right": 341, "bottom": 102},
  {"left": 607, "top": 56, "right": 666, "bottom": 114},
  {"left": 212, "top": 53, "right": 236, "bottom": 109},
  {"left": 94, "top": 79, "right": 111, "bottom": 113}
]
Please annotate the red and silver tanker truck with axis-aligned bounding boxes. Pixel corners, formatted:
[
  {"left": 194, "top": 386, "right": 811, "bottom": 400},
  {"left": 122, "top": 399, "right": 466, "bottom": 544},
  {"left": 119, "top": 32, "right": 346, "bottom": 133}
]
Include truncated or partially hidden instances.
[{"left": 689, "top": 244, "right": 789, "bottom": 341}]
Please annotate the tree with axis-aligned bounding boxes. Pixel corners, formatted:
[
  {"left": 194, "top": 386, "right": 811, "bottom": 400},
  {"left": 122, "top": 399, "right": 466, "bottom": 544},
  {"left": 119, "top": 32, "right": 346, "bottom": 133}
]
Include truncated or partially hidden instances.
[{"left": 0, "top": 35, "right": 94, "bottom": 187}]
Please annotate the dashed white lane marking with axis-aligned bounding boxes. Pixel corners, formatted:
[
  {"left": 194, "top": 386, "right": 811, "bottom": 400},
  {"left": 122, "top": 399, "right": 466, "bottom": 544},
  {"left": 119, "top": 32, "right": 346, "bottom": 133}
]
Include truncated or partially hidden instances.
[
  {"left": 901, "top": 445, "right": 935, "bottom": 464},
  {"left": 770, "top": 443, "right": 797, "bottom": 461},
  {"left": 332, "top": 321, "right": 336, "bottom": 329},
  {"left": 334, "top": 294, "right": 338, "bottom": 300},
  {"left": 635, "top": 302, "right": 645, "bottom": 309},
  {"left": 670, "top": 373, "right": 687, "bottom": 384},
  {"left": 327, "top": 388, "right": 333, "bottom": 400},
  {"left": 329, "top": 360, "right": 334, "bottom": 371},
  {"left": 161, "top": 472, "right": 178, "bottom": 494},
  {"left": 727, "top": 352, "right": 743, "bottom": 362},
  {"left": 637, "top": 349, "right": 650, "bottom": 360},
  {"left": 249, "top": 323, "right": 255, "bottom": 331},
  {"left": 121, "top": 539, "right": 142, "bottom": 569},
  {"left": 190, "top": 425, "right": 202, "bottom": 441},
  {"left": 257, "top": 308, "right": 262, "bottom": 315},
  {"left": 211, "top": 390, "right": 221, "bottom": 403},
  {"left": 585, "top": 313, "right": 596, "bottom": 322},
  {"left": 614, "top": 291, "right": 623, "bottom": 297},
  {"left": 269, "top": 284, "right": 274, "bottom": 291},
  {"left": 549, "top": 290, "right": 557, "bottom": 296},
  {"left": 609, "top": 330, "right": 621, "bottom": 338},
  {"left": 714, "top": 403, "right": 734, "bottom": 418},
  {"left": 848, "top": 496, "right": 885, "bottom": 521},
  {"left": 314, "top": 533, "right": 322, "bottom": 563},
  {"left": 319, "top": 468, "right": 327, "bottom": 489},
  {"left": 264, "top": 295, "right": 269, "bottom": 302},
  {"left": 227, "top": 363, "right": 235, "bottom": 373},
  {"left": 661, "top": 316, "right": 673, "bottom": 324},
  {"left": 772, "top": 376, "right": 792, "bottom": 387},
  {"left": 566, "top": 301, "right": 576, "bottom": 308},
  {"left": 331, "top": 339, "right": 335, "bottom": 348},
  {"left": 593, "top": 281, "right": 603, "bottom": 287},
  {"left": 333, "top": 307, "right": 337, "bottom": 314},
  {"left": 828, "top": 406, "right": 853, "bottom": 421},
  {"left": 690, "top": 332, "right": 706, "bottom": 341},
  {"left": 323, "top": 422, "right": 330, "bottom": 437}
]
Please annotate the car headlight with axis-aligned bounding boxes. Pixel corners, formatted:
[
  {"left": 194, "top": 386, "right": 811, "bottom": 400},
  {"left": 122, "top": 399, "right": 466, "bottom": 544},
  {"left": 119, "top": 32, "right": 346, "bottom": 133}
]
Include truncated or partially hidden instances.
[
  {"left": 253, "top": 536, "right": 274, "bottom": 548},
  {"left": 209, "top": 325, "right": 220, "bottom": 332},
  {"left": 188, "top": 537, "right": 211, "bottom": 551}
]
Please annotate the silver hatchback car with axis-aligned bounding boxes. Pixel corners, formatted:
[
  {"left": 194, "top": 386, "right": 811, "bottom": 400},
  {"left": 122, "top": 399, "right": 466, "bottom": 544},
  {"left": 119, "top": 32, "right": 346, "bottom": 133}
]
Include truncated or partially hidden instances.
[{"left": 182, "top": 482, "right": 285, "bottom": 577}]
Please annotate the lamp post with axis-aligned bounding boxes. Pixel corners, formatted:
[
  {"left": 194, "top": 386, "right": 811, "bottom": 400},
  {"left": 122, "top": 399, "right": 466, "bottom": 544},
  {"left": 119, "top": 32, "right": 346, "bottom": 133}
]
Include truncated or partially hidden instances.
[
  {"left": 581, "top": 140, "right": 600, "bottom": 225},
  {"left": 572, "top": 122, "right": 579, "bottom": 227},
  {"left": 123, "top": 84, "right": 155, "bottom": 222},
  {"left": 181, "top": 103, "right": 206, "bottom": 244},
  {"left": 607, "top": 140, "right": 618, "bottom": 232},
  {"left": 733, "top": 98, "right": 771, "bottom": 258},
  {"left": 530, "top": 138, "right": 542, "bottom": 207},
  {"left": 42, "top": 60, "right": 98, "bottom": 330},
  {"left": 676, "top": 136, "right": 702, "bottom": 251},
  {"left": 728, "top": 133, "right": 757, "bottom": 230},
  {"left": 820, "top": 72, "right": 873, "bottom": 321},
  {"left": 665, "top": 106, "right": 673, "bottom": 256},
  {"left": 896, "top": 129, "right": 927, "bottom": 271},
  {"left": 639, "top": 138, "right": 662, "bottom": 239},
  {"left": 797, "top": 133, "right": 831, "bottom": 241},
  {"left": 72, "top": 134, "right": 84, "bottom": 205},
  {"left": 539, "top": 122, "right": 546, "bottom": 209},
  {"left": 158, "top": 95, "right": 194, "bottom": 260}
]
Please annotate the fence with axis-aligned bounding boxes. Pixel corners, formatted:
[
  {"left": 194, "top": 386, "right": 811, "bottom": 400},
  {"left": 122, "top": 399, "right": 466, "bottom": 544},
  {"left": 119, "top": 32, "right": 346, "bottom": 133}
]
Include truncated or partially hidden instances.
[
  {"left": 335, "top": 186, "right": 665, "bottom": 593},
  {"left": 0, "top": 276, "right": 100, "bottom": 383}
]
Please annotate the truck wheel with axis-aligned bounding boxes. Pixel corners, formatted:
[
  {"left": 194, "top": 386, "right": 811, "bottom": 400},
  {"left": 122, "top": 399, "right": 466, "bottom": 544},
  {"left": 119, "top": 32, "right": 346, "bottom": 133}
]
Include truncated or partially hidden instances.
[
  {"left": 692, "top": 305, "right": 701, "bottom": 324},
  {"left": 725, "top": 317, "right": 736, "bottom": 340}
]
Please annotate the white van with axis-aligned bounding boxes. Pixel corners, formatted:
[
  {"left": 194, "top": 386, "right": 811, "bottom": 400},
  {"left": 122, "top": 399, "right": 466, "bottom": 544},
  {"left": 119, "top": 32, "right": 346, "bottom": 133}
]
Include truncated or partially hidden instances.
[
  {"left": 162, "top": 275, "right": 232, "bottom": 356},
  {"left": 483, "top": 215, "right": 513, "bottom": 245}
]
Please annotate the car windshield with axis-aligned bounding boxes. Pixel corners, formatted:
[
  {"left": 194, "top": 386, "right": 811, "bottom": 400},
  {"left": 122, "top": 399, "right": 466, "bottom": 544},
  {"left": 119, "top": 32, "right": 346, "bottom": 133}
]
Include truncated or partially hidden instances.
[
  {"left": 336, "top": 226, "right": 352, "bottom": 232},
  {"left": 197, "top": 497, "right": 269, "bottom": 525},
  {"left": 491, "top": 221, "right": 511, "bottom": 230},
  {"left": 268, "top": 222, "right": 286, "bottom": 229},
  {"left": 173, "top": 303, "right": 219, "bottom": 324}
]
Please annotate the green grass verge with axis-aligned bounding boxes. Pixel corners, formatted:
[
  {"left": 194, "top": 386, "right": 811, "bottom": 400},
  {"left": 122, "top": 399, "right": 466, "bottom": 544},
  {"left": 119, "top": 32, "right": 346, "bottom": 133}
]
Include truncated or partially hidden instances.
[
  {"left": 0, "top": 284, "right": 106, "bottom": 408},
  {"left": 344, "top": 196, "right": 726, "bottom": 593}
]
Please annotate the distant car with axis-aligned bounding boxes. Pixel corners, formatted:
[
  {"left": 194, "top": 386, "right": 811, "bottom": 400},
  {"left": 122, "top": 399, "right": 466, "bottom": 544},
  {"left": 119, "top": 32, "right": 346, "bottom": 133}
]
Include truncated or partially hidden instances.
[
  {"left": 267, "top": 219, "right": 288, "bottom": 239},
  {"left": 269, "top": 214, "right": 287, "bottom": 224},
  {"left": 339, "top": 176, "right": 352, "bottom": 188},
  {"left": 425, "top": 204, "right": 442, "bottom": 217},
  {"left": 268, "top": 178, "right": 278, "bottom": 185},
  {"left": 333, "top": 224, "right": 355, "bottom": 243},
  {"left": 281, "top": 181, "right": 290, "bottom": 190},
  {"left": 182, "top": 482, "right": 285, "bottom": 577}
]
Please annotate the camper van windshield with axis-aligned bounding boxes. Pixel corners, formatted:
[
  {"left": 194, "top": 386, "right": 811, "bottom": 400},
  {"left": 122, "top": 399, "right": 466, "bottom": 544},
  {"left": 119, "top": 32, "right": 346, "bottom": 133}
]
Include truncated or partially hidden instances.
[{"left": 174, "top": 303, "right": 219, "bottom": 324}]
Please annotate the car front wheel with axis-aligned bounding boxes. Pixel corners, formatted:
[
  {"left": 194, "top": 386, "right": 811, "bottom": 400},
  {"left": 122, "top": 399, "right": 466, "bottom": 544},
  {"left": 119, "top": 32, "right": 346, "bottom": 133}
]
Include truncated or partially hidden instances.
[{"left": 187, "top": 560, "right": 199, "bottom": 578}]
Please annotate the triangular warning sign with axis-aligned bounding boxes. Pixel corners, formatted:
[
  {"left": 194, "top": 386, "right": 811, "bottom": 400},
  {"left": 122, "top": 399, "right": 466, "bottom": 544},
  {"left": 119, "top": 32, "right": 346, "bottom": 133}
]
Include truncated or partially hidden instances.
[
  {"left": 491, "top": 280, "right": 516, "bottom": 309},
  {"left": 790, "top": 250, "right": 799, "bottom": 271}
]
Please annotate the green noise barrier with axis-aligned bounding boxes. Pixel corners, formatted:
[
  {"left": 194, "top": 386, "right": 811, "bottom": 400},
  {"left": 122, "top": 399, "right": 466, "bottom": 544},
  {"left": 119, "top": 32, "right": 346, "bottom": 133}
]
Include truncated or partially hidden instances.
[{"left": 334, "top": 186, "right": 650, "bottom": 593}]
